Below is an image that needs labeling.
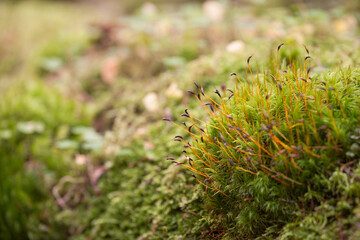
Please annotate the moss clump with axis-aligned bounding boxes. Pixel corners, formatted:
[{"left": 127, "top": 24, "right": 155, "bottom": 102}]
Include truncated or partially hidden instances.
[{"left": 166, "top": 45, "right": 360, "bottom": 238}]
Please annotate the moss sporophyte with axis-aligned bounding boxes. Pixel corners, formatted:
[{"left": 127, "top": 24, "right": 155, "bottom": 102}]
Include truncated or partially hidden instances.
[{"left": 163, "top": 43, "right": 360, "bottom": 201}]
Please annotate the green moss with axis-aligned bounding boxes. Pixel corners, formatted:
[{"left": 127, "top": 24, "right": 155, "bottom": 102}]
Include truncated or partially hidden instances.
[
  {"left": 167, "top": 46, "right": 360, "bottom": 238},
  {"left": 279, "top": 164, "right": 360, "bottom": 240}
]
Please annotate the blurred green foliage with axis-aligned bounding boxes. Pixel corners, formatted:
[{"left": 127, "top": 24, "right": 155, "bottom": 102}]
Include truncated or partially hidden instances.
[{"left": 0, "top": 81, "right": 94, "bottom": 239}]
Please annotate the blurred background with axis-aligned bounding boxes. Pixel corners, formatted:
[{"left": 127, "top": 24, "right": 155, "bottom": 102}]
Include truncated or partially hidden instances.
[{"left": 0, "top": 0, "right": 359, "bottom": 239}]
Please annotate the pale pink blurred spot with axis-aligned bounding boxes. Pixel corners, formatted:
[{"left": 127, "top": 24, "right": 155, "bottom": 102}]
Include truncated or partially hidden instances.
[
  {"left": 203, "top": 1, "right": 225, "bottom": 22},
  {"left": 144, "top": 141, "right": 155, "bottom": 150},
  {"left": 75, "top": 154, "right": 87, "bottom": 165},
  {"left": 134, "top": 127, "right": 147, "bottom": 138},
  {"left": 89, "top": 166, "right": 106, "bottom": 186},
  {"left": 101, "top": 57, "right": 119, "bottom": 84},
  {"left": 140, "top": 2, "right": 158, "bottom": 16}
]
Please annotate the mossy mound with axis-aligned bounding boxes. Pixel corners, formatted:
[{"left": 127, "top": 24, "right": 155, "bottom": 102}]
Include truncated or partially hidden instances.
[{"left": 167, "top": 46, "right": 360, "bottom": 239}]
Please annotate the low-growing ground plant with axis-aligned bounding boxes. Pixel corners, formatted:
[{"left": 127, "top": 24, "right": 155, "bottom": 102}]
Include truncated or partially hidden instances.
[{"left": 165, "top": 44, "right": 360, "bottom": 239}]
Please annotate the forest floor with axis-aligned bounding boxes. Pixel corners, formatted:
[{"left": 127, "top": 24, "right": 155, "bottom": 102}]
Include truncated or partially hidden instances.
[{"left": 1, "top": 0, "right": 360, "bottom": 239}]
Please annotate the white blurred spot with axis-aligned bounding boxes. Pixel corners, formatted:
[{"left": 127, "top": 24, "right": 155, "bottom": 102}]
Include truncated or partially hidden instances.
[
  {"left": 143, "top": 92, "right": 160, "bottom": 112},
  {"left": 165, "top": 83, "right": 184, "bottom": 99},
  {"left": 226, "top": 40, "right": 245, "bottom": 53}
]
